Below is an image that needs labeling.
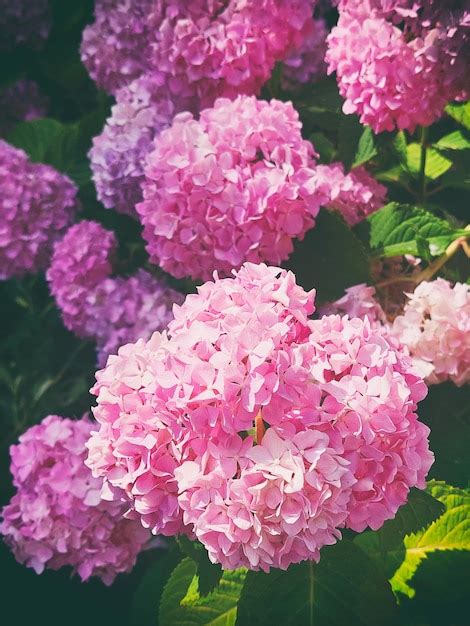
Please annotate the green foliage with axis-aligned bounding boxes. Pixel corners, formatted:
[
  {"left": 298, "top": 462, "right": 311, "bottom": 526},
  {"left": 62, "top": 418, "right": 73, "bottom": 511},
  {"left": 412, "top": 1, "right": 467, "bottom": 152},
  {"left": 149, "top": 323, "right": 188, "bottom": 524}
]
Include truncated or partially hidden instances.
[
  {"left": 445, "top": 102, "right": 470, "bottom": 130},
  {"left": 177, "top": 535, "right": 223, "bottom": 596},
  {"left": 159, "top": 558, "right": 246, "bottom": 626},
  {"left": 390, "top": 482, "right": 470, "bottom": 599},
  {"left": 236, "top": 541, "right": 398, "bottom": 626},
  {"left": 286, "top": 209, "right": 370, "bottom": 302},
  {"left": 365, "top": 202, "right": 468, "bottom": 257}
]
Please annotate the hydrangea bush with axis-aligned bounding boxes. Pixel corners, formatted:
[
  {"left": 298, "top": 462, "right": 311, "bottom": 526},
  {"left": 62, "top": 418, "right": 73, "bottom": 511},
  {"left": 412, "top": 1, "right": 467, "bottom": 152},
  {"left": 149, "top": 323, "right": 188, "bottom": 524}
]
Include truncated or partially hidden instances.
[{"left": 0, "top": 2, "right": 469, "bottom": 626}]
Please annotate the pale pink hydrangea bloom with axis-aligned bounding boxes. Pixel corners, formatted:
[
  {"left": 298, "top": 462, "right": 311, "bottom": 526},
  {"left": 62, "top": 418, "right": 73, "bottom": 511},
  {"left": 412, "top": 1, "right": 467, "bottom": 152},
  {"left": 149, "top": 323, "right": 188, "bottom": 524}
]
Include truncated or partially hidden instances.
[
  {"left": 282, "top": 17, "right": 328, "bottom": 89},
  {"left": 88, "top": 263, "right": 433, "bottom": 570},
  {"left": 0, "top": 415, "right": 149, "bottom": 584},
  {"left": 327, "top": 1, "right": 470, "bottom": 132},
  {"left": 81, "top": 0, "right": 315, "bottom": 97},
  {"left": 393, "top": 279, "right": 470, "bottom": 386},
  {"left": 89, "top": 74, "right": 183, "bottom": 217},
  {"left": 318, "top": 283, "right": 387, "bottom": 324},
  {"left": 0, "top": 141, "right": 79, "bottom": 280},
  {"left": 138, "top": 96, "right": 322, "bottom": 280},
  {"left": 47, "top": 221, "right": 183, "bottom": 363},
  {"left": 311, "top": 162, "right": 387, "bottom": 225},
  {"left": 0, "top": 80, "right": 49, "bottom": 135}
]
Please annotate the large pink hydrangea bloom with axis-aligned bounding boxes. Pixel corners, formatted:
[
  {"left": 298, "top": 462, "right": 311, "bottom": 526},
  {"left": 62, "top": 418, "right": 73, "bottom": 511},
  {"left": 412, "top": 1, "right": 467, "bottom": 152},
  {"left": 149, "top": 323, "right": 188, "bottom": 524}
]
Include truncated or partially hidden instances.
[
  {"left": 47, "top": 220, "right": 183, "bottom": 364},
  {"left": 0, "top": 141, "right": 79, "bottom": 280},
  {"left": 81, "top": 0, "right": 316, "bottom": 97},
  {"left": 326, "top": 1, "right": 470, "bottom": 133},
  {"left": 310, "top": 162, "right": 387, "bottom": 225},
  {"left": 87, "top": 263, "right": 433, "bottom": 571},
  {"left": 393, "top": 279, "right": 470, "bottom": 386},
  {"left": 0, "top": 415, "right": 149, "bottom": 584},
  {"left": 137, "top": 96, "right": 322, "bottom": 280},
  {"left": 282, "top": 17, "right": 328, "bottom": 90}
]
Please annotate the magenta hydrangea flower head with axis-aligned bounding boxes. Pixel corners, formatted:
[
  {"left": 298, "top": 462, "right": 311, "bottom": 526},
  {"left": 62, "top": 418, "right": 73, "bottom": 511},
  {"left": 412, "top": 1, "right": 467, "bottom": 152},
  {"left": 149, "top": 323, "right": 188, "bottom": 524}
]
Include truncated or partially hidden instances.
[
  {"left": 80, "top": 0, "right": 155, "bottom": 94},
  {"left": 318, "top": 283, "right": 387, "bottom": 324},
  {"left": 0, "top": 80, "right": 49, "bottom": 135},
  {"left": 392, "top": 279, "right": 470, "bottom": 386},
  {"left": 89, "top": 74, "right": 182, "bottom": 217},
  {"left": 88, "top": 262, "right": 433, "bottom": 571},
  {"left": 0, "top": 415, "right": 149, "bottom": 584},
  {"left": 47, "top": 220, "right": 184, "bottom": 363},
  {"left": 311, "top": 162, "right": 387, "bottom": 225},
  {"left": 0, "top": 0, "right": 50, "bottom": 52},
  {"left": 326, "top": 1, "right": 470, "bottom": 132},
  {"left": 137, "top": 96, "right": 322, "bottom": 280},
  {"left": 47, "top": 221, "right": 118, "bottom": 337},
  {"left": 0, "top": 141, "right": 79, "bottom": 280},
  {"left": 81, "top": 0, "right": 316, "bottom": 98}
]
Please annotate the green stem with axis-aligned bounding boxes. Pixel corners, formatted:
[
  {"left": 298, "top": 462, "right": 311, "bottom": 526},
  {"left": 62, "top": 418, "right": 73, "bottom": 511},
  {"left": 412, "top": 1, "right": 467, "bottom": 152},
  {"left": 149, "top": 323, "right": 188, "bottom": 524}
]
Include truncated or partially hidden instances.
[{"left": 418, "top": 126, "right": 428, "bottom": 205}]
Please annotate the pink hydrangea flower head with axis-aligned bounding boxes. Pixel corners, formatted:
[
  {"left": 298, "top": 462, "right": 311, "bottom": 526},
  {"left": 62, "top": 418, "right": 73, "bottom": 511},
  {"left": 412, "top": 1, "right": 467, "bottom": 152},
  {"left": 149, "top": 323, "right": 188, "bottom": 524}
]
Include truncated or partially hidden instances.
[
  {"left": 47, "top": 221, "right": 183, "bottom": 362},
  {"left": 138, "top": 95, "right": 322, "bottom": 280},
  {"left": 392, "top": 279, "right": 470, "bottom": 386},
  {"left": 89, "top": 74, "right": 187, "bottom": 217},
  {"left": 80, "top": 0, "right": 155, "bottom": 94},
  {"left": 304, "top": 314, "right": 433, "bottom": 532},
  {"left": 327, "top": 1, "right": 470, "bottom": 132},
  {"left": 282, "top": 17, "right": 328, "bottom": 90},
  {"left": 0, "top": 415, "right": 149, "bottom": 584},
  {"left": 47, "top": 221, "right": 117, "bottom": 337},
  {"left": 0, "top": 0, "right": 50, "bottom": 52},
  {"left": 318, "top": 283, "right": 387, "bottom": 325},
  {"left": 88, "top": 263, "right": 433, "bottom": 568},
  {"left": 0, "top": 141, "right": 79, "bottom": 280},
  {"left": 311, "top": 162, "right": 387, "bottom": 225},
  {"left": 0, "top": 80, "right": 49, "bottom": 135}
]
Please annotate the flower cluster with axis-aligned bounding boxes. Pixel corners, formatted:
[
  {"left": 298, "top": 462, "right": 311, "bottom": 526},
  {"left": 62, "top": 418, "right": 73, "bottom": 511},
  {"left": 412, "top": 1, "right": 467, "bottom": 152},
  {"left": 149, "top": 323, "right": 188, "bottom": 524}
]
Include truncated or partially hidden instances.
[
  {"left": 0, "top": 141, "right": 79, "bottom": 280},
  {"left": 138, "top": 96, "right": 322, "bottom": 280},
  {"left": 311, "top": 162, "right": 387, "bottom": 225},
  {"left": 393, "top": 279, "right": 470, "bottom": 386},
  {"left": 87, "top": 263, "right": 433, "bottom": 571},
  {"left": 81, "top": 0, "right": 315, "bottom": 98},
  {"left": 47, "top": 220, "right": 183, "bottom": 364},
  {"left": 0, "top": 415, "right": 149, "bottom": 584},
  {"left": 318, "top": 283, "right": 387, "bottom": 324},
  {"left": 89, "top": 75, "right": 180, "bottom": 216},
  {"left": 0, "top": 80, "right": 48, "bottom": 135},
  {"left": 0, "top": 0, "right": 50, "bottom": 52},
  {"left": 326, "top": 1, "right": 470, "bottom": 132}
]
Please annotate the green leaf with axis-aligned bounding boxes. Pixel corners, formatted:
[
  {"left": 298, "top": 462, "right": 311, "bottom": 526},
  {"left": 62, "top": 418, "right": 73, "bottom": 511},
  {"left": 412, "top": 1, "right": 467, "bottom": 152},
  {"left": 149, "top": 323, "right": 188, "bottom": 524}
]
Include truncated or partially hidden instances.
[
  {"left": 286, "top": 209, "right": 370, "bottom": 303},
  {"left": 355, "top": 489, "right": 445, "bottom": 578},
  {"left": 159, "top": 558, "right": 246, "bottom": 626},
  {"left": 434, "top": 130, "right": 470, "bottom": 151},
  {"left": 445, "top": 101, "right": 470, "bottom": 130},
  {"left": 390, "top": 482, "right": 470, "bottom": 598},
  {"left": 419, "top": 384, "right": 470, "bottom": 487},
  {"left": 236, "top": 541, "right": 397, "bottom": 626},
  {"left": 405, "top": 144, "right": 452, "bottom": 180},
  {"left": 177, "top": 536, "right": 223, "bottom": 596},
  {"left": 367, "top": 202, "right": 467, "bottom": 257},
  {"left": 7, "top": 118, "right": 90, "bottom": 187},
  {"left": 338, "top": 117, "right": 377, "bottom": 168}
]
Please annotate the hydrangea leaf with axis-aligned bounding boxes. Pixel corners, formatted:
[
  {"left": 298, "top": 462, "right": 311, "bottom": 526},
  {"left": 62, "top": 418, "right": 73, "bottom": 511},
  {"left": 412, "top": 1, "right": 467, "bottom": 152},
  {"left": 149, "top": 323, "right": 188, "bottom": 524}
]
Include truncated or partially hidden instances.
[
  {"left": 405, "top": 144, "right": 452, "bottom": 180},
  {"left": 286, "top": 209, "right": 370, "bottom": 303},
  {"left": 159, "top": 557, "right": 246, "bottom": 626},
  {"left": 338, "top": 116, "right": 377, "bottom": 168},
  {"left": 390, "top": 482, "right": 470, "bottom": 599},
  {"left": 434, "top": 130, "right": 470, "bottom": 151},
  {"left": 7, "top": 118, "right": 90, "bottom": 187},
  {"left": 445, "top": 101, "right": 470, "bottom": 130},
  {"left": 177, "top": 536, "right": 223, "bottom": 596},
  {"left": 235, "top": 541, "right": 398, "bottom": 626},
  {"left": 354, "top": 489, "right": 445, "bottom": 578},
  {"left": 367, "top": 202, "right": 468, "bottom": 257}
]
